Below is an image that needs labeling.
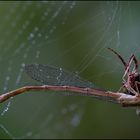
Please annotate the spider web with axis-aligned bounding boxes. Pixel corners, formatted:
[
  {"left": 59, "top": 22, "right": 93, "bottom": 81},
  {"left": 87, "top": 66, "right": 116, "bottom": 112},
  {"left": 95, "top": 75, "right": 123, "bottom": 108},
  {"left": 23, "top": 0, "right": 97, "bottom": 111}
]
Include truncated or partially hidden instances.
[{"left": 0, "top": 1, "right": 140, "bottom": 139}]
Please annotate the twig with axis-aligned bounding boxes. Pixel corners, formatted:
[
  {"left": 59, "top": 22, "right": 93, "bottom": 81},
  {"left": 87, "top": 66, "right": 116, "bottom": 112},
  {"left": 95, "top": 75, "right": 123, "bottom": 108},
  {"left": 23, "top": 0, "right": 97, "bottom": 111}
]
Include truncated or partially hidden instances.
[{"left": 0, "top": 85, "right": 140, "bottom": 107}]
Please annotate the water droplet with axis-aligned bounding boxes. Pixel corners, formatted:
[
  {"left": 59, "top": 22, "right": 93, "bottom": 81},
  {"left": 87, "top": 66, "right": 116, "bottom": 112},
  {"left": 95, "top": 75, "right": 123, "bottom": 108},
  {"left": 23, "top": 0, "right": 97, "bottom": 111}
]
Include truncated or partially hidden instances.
[
  {"left": 11, "top": 22, "right": 17, "bottom": 28},
  {"left": 45, "top": 35, "right": 49, "bottom": 39},
  {"left": 18, "top": 29, "right": 23, "bottom": 35},
  {"left": 61, "top": 108, "right": 67, "bottom": 114},
  {"left": 29, "top": 33, "right": 34, "bottom": 38},
  {"left": 69, "top": 104, "right": 77, "bottom": 111},
  {"left": 62, "top": 21, "right": 65, "bottom": 25},
  {"left": 1, "top": 101, "right": 11, "bottom": 116},
  {"left": 3, "top": 87, "right": 7, "bottom": 91},
  {"left": 56, "top": 76, "right": 59, "bottom": 80},
  {"left": 24, "top": 53, "right": 27, "bottom": 58},
  {"left": 44, "top": 12, "right": 48, "bottom": 16},
  {"left": 38, "top": 33, "right": 42, "bottom": 37},
  {"left": 47, "top": 76, "right": 50, "bottom": 79},
  {"left": 36, "top": 51, "right": 40, "bottom": 58},
  {"left": 6, "top": 76, "right": 10, "bottom": 81},
  {"left": 29, "top": 12, "right": 35, "bottom": 18},
  {"left": 32, "top": 40, "right": 36, "bottom": 45},
  {"left": 70, "top": 1, "right": 76, "bottom": 9},
  {"left": 0, "top": 124, "right": 14, "bottom": 138},
  {"left": 71, "top": 114, "right": 80, "bottom": 127},
  {"left": 34, "top": 27, "right": 39, "bottom": 32},
  {"left": 26, "top": 132, "right": 33, "bottom": 137},
  {"left": 21, "top": 63, "right": 25, "bottom": 67}
]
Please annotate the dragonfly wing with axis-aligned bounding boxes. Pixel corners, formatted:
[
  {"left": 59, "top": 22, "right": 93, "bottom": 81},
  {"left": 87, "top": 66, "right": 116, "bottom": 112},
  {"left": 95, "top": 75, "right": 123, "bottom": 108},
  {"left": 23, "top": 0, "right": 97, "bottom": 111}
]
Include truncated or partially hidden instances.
[
  {"left": 24, "top": 64, "right": 95, "bottom": 88},
  {"left": 24, "top": 64, "right": 118, "bottom": 104}
]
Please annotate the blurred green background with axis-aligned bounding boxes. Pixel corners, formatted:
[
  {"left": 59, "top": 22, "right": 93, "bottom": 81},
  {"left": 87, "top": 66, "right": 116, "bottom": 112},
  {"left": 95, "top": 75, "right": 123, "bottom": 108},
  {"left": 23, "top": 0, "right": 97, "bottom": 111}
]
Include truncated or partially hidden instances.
[{"left": 0, "top": 1, "right": 140, "bottom": 139}]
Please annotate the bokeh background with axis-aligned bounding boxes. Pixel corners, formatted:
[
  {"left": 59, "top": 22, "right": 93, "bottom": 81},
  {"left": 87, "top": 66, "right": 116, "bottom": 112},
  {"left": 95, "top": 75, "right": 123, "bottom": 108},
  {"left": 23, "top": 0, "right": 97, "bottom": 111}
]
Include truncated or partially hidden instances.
[{"left": 0, "top": 1, "right": 140, "bottom": 139}]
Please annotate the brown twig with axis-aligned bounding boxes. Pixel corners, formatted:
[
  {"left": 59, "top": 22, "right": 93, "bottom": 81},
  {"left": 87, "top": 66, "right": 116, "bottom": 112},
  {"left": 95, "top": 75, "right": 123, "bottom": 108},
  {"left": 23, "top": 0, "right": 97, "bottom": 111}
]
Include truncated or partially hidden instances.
[{"left": 0, "top": 85, "right": 140, "bottom": 107}]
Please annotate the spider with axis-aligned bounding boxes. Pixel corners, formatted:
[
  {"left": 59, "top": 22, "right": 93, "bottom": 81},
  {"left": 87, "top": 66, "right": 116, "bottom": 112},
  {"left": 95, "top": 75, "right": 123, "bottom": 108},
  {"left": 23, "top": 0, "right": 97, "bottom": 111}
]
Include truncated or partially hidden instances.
[{"left": 108, "top": 48, "right": 140, "bottom": 97}]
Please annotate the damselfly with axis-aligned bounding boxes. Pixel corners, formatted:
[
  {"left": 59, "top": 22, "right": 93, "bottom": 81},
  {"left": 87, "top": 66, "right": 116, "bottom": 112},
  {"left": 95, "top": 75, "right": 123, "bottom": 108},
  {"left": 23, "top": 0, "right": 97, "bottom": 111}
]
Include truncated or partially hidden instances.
[{"left": 0, "top": 48, "right": 140, "bottom": 116}]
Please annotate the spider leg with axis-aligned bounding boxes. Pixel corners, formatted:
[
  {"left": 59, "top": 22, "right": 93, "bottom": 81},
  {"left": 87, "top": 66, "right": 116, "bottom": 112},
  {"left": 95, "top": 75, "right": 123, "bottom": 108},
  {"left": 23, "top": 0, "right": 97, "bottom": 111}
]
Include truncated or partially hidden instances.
[
  {"left": 132, "top": 55, "right": 138, "bottom": 72},
  {"left": 129, "top": 87, "right": 138, "bottom": 96},
  {"left": 124, "top": 83, "right": 138, "bottom": 95},
  {"left": 108, "top": 48, "right": 138, "bottom": 71},
  {"left": 122, "top": 55, "right": 139, "bottom": 96},
  {"left": 117, "top": 84, "right": 127, "bottom": 93},
  {"left": 123, "top": 54, "right": 138, "bottom": 86},
  {"left": 108, "top": 48, "right": 139, "bottom": 96},
  {"left": 134, "top": 81, "right": 140, "bottom": 96},
  {"left": 108, "top": 48, "right": 135, "bottom": 81},
  {"left": 122, "top": 55, "right": 134, "bottom": 82},
  {"left": 108, "top": 48, "right": 126, "bottom": 66}
]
